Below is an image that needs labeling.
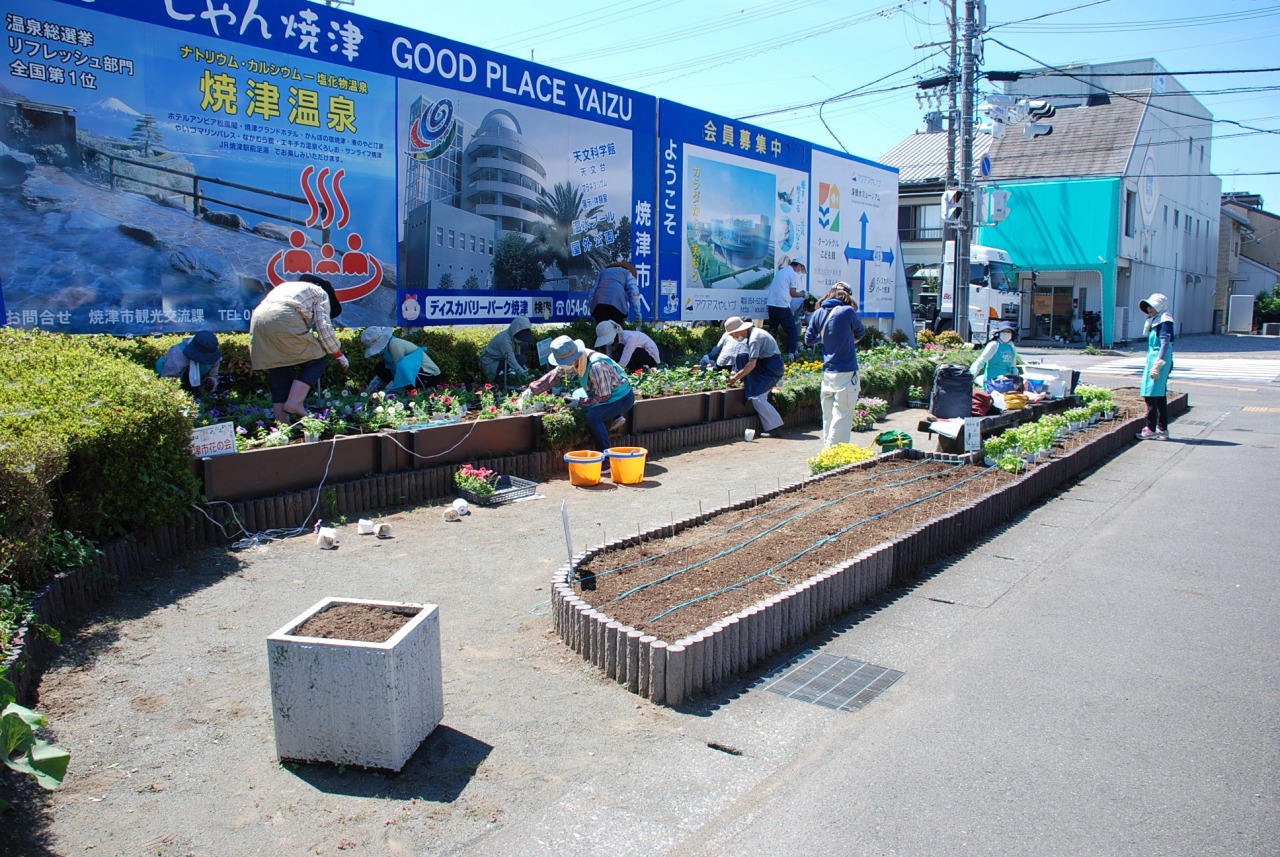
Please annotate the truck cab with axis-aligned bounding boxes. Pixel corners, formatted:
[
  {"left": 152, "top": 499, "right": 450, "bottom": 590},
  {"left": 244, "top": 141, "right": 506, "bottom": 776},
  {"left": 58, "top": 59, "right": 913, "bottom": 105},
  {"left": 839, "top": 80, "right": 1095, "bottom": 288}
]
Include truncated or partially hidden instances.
[{"left": 932, "top": 243, "right": 1018, "bottom": 340}]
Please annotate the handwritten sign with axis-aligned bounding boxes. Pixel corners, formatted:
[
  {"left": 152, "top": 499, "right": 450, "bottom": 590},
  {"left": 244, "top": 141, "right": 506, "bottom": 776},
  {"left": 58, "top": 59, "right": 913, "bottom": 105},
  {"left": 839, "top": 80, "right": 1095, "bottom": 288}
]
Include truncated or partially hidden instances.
[{"left": 191, "top": 422, "right": 237, "bottom": 458}]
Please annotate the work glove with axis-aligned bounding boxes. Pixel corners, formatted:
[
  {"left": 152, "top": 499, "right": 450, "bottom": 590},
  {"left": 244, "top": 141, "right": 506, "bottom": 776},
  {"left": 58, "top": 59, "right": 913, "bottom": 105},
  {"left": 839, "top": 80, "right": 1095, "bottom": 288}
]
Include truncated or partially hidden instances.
[
  {"left": 1150, "top": 360, "right": 1164, "bottom": 380},
  {"left": 366, "top": 376, "right": 384, "bottom": 394},
  {"left": 336, "top": 354, "right": 350, "bottom": 371}
]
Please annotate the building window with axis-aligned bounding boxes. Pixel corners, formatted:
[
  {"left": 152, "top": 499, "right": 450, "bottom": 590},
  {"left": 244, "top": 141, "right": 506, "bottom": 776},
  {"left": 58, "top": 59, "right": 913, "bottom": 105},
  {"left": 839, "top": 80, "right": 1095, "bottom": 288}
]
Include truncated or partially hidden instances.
[
  {"left": 1124, "top": 190, "right": 1138, "bottom": 238},
  {"left": 435, "top": 226, "right": 443, "bottom": 246},
  {"left": 897, "top": 203, "right": 943, "bottom": 241},
  {"left": 470, "top": 235, "right": 477, "bottom": 252},
  {"left": 448, "top": 230, "right": 455, "bottom": 249},
  {"left": 1174, "top": 210, "right": 1179, "bottom": 228},
  {"left": 1163, "top": 205, "right": 1168, "bottom": 225}
]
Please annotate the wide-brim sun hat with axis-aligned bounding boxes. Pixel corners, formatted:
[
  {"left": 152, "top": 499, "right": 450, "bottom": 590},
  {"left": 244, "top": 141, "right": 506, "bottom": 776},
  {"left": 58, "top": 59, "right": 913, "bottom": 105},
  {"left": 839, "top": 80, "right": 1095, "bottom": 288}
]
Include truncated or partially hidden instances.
[
  {"left": 594, "top": 320, "right": 621, "bottom": 347},
  {"left": 723, "top": 316, "right": 754, "bottom": 336},
  {"left": 548, "top": 335, "right": 586, "bottom": 366},
  {"left": 182, "top": 330, "right": 221, "bottom": 364},
  {"left": 361, "top": 326, "right": 393, "bottom": 357}
]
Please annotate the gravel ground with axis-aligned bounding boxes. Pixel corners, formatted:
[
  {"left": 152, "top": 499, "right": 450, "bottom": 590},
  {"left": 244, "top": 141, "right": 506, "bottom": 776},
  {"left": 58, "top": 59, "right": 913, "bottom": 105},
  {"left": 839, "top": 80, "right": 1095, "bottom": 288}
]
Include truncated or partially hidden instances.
[{"left": 9, "top": 415, "right": 912, "bottom": 857}]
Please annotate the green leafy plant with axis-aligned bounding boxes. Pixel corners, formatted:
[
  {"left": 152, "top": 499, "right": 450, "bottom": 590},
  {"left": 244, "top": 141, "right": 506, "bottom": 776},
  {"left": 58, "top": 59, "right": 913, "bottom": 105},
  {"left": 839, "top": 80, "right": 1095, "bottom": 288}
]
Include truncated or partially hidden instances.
[
  {"left": 298, "top": 412, "right": 327, "bottom": 438},
  {"left": 454, "top": 464, "right": 498, "bottom": 496},
  {"left": 1, "top": 668, "right": 71, "bottom": 811},
  {"left": 539, "top": 409, "right": 589, "bottom": 452},
  {"left": 908, "top": 385, "right": 925, "bottom": 402},
  {"left": 997, "top": 452, "right": 1026, "bottom": 474}
]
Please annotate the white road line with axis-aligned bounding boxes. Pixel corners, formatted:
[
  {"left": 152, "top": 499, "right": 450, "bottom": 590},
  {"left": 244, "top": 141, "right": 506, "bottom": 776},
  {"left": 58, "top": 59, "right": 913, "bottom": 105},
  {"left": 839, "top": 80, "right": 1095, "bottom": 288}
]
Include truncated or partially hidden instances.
[{"left": 1084, "top": 357, "right": 1280, "bottom": 384}]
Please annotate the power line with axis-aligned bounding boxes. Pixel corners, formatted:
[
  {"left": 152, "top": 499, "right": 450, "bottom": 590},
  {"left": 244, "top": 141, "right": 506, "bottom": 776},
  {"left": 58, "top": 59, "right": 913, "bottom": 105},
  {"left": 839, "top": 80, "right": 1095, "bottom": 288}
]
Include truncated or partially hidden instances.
[
  {"left": 996, "top": 66, "right": 1280, "bottom": 78},
  {"left": 990, "top": 4, "right": 1280, "bottom": 33},
  {"left": 985, "top": 38, "right": 1280, "bottom": 137}
]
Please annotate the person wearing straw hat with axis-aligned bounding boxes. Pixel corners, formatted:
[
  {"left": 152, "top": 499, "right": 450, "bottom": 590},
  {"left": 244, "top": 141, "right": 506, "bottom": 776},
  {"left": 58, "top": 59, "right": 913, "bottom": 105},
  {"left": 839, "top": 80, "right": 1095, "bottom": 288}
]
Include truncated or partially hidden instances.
[
  {"left": 249, "top": 273, "right": 348, "bottom": 423},
  {"left": 156, "top": 329, "right": 222, "bottom": 393},
  {"left": 723, "top": 316, "right": 785, "bottom": 436},
  {"left": 593, "top": 319, "right": 661, "bottom": 372},
  {"left": 527, "top": 334, "right": 633, "bottom": 456},
  {"left": 360, "top": 327, "right": 440, "bottom": 394}
]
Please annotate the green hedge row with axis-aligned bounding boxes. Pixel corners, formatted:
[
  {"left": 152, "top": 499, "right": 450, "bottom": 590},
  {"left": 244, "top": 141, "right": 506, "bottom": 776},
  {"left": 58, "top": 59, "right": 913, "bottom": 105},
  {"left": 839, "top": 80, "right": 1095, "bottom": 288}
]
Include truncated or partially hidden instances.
[{"left": 1, "top": 330, "right": 200, "bottom": 592}]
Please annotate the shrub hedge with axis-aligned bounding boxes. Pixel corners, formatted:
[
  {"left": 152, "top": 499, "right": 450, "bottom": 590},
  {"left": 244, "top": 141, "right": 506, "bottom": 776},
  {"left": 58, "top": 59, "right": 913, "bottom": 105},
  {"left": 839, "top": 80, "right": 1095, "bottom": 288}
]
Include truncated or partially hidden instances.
[{"left": 1, "top": 330, "right": 199, "bottom": 591}]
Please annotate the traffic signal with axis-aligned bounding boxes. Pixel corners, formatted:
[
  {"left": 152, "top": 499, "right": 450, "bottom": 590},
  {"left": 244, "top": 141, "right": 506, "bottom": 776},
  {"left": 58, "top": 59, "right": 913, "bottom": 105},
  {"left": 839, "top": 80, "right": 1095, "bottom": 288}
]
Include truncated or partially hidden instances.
[
  {"left": 1023, "top": 99, "right": 1054, "bottom": 138},
  {"left": 1026, "top": 99, "right": 1056, "bottom": 121},
  {"left": 941, "top": 188, "right": 964, "bottom": 223}
]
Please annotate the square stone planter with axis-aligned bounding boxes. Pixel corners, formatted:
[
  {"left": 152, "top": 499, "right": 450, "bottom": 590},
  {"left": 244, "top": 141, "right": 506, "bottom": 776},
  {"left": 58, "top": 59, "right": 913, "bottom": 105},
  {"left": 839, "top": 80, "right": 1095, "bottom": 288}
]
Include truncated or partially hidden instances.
[{"left": 267, "top": 597, "right": 443, "bottom": 772}]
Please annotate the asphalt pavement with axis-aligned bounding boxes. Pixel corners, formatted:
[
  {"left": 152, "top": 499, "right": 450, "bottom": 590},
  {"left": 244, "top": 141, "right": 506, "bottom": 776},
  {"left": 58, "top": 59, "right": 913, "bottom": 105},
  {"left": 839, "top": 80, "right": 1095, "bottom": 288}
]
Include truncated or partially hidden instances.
[{"left": 21, "top": 334, "right": 1279, "bottom": 857}]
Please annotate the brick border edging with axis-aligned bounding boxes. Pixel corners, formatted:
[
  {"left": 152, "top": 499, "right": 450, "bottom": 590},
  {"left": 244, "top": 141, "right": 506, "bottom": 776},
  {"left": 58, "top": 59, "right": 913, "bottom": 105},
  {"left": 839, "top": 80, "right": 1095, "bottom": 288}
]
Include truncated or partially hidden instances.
[
  {"left": 1, "top": 409, "right": 814, "bottom": 705},
  {"left": 552, "top": 393, "right": 1189, "bottom": 706}
]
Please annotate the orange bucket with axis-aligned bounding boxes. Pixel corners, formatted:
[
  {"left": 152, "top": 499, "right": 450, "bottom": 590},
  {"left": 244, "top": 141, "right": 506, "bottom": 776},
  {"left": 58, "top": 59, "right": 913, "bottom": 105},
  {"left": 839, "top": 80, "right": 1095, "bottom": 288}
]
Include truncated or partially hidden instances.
[
  {"left": 606, "top": 447, "right": 648, "bottom": 485},
  {"left": 564, "top": 450, "right": 605, "bottom": 486}
]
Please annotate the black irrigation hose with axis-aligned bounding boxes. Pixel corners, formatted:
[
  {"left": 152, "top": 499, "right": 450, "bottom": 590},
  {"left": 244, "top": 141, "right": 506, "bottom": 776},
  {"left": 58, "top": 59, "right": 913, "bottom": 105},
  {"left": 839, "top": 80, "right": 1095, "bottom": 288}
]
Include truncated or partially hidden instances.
[
  {"left": 647, "top": 463, "right": 997, "bottom": 624},
  {"left": 585, "top": 460, "right": 931, "bottom": 590},
  {"left": 610, "top": 460, "right": 961, "bottom": 603}
]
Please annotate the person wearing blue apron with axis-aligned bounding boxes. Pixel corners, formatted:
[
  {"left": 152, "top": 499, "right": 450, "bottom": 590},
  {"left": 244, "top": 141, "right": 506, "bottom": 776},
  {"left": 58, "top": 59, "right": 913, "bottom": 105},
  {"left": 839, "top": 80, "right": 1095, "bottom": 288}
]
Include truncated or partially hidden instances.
[
  {"left": 969, "top": 320, "right": 1019, "bottom": 387},
  {"left": 528, "top": 335, "right": 634, "bottom": 456},
  {"left": 724, "top": 316, "right": 785, "bottom": 435},
  {"left": 1137, "top": 292, "right": 1174, "bottom": 440},
  {"left": 360, "top": 327, "right": 441, "bottom": 393}
]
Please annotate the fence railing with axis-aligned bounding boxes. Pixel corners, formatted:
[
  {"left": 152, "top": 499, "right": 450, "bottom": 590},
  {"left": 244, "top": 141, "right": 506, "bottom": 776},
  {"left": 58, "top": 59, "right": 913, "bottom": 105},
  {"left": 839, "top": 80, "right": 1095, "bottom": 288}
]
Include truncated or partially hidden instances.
[{"left": 85, "top": 146, "right": 329, "bottom": 245}]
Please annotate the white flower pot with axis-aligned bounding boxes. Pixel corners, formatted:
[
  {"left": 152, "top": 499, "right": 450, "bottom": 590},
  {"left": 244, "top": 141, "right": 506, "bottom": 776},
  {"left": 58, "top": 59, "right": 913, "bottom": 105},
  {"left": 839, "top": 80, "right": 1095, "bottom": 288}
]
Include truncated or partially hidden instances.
[{"left": 267, "top": 598, "right": 443, "bottom": 771}]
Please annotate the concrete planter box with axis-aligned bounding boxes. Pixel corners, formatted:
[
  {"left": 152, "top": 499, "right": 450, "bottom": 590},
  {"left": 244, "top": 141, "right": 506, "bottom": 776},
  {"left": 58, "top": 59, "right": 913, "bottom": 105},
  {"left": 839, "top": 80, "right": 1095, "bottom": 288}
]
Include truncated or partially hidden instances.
[
  {"left": 201, "top": 434, "right": 379, "bottom": 502},
  {"left": 631, "top": 392, "right": 709, "bottom": 433},
  {"left": 267, "top": 597, "right": 443, "bottom": 772}
]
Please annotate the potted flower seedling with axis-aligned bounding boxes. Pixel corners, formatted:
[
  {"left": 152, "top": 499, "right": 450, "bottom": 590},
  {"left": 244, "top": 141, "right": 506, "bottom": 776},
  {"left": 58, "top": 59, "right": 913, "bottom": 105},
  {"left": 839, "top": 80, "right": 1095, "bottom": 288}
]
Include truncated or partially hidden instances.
[
  {"left": 299, "top": 412, "right": 326, "bottom": 443},
  {"left": 908, "top": 385, "right": 926, "bottom": 408}
]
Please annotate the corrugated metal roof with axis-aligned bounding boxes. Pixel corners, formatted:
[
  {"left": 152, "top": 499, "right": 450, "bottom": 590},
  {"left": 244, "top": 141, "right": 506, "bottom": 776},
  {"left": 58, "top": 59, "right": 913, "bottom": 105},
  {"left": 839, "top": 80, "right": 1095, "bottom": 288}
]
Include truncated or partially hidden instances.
[
  {"left": 986, "top": 95, "right": 1147, "bottom": 181},
  {"left": 879, "top": 132, "right": 990, "bottom": 185},
  {"left": 880, "top": 94, "right": 1149, "bottom": 186}
]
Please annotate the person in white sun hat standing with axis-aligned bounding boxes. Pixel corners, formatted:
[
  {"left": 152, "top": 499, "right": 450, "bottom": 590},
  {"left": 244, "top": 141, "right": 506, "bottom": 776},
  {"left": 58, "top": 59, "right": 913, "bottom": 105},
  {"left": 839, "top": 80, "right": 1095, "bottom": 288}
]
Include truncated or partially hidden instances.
[{"left": 723, "top": 316, "right": 785, "bottom": 437}]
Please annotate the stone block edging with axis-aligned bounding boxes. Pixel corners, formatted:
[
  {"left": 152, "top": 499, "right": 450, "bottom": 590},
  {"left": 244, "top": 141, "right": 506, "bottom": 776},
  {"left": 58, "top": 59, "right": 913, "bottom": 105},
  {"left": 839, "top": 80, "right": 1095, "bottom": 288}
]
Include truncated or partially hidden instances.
[{"left": 552, "top": 393, "right": 1188, "bottom": 706}]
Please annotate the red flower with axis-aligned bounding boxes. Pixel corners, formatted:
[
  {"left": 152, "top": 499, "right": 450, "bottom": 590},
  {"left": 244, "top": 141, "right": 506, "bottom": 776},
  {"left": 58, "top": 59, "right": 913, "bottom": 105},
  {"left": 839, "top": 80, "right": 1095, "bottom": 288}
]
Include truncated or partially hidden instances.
[
  {"left": 409, "top": 388, "right": 418, "bottom": 396},
  {"left": 484, "top": 383, "right": 493, "bottom": 390}
]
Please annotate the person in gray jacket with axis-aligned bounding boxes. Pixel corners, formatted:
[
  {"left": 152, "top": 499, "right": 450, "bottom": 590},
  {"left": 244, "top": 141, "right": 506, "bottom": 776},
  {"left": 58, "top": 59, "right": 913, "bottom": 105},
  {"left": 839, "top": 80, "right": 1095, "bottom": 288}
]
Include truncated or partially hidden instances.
[
  {"left": 479, "top": 316, "right": 536, "bottom": 387},
  {"left": 588, "top": 261, "right": 641, "bottom": 324}
]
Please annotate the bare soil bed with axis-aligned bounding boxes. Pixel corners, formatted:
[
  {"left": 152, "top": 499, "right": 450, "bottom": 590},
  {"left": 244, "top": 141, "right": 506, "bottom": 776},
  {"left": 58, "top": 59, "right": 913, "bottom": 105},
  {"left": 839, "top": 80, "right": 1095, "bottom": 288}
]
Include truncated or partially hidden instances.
[{"left": 577, "top": 393, "right": 1147, "bottom": 642}]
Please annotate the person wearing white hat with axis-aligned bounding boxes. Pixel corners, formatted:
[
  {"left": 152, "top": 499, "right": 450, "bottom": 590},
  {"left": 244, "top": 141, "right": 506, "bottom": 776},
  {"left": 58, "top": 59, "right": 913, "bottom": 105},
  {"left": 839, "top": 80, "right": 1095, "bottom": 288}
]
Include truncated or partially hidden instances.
[
  {"left": 360, "top": 327, "right": 440, "bottom": 394},
  {"left": 593, "top": 320, "right": 661, "bottom": 372},
  {"left": 968, "top": 320, "right": 1020, "bottom": 388},
  {"left": 1137, "top": 292, "right": 1174, "bottom": 440},
  {"left": 526, "top": 334, "right": 633, "bottom": 454},
  {"left": 723, "top": 316, "right": 785, "bottom": 436}
]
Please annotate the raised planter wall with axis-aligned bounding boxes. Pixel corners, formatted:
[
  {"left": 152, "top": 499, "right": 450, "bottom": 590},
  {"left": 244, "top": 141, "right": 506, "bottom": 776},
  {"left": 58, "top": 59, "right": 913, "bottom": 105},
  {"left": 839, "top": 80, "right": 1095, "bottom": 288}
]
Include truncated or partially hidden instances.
[{"left": 550, "top": 393, "right": 1191, "bottom": 706}]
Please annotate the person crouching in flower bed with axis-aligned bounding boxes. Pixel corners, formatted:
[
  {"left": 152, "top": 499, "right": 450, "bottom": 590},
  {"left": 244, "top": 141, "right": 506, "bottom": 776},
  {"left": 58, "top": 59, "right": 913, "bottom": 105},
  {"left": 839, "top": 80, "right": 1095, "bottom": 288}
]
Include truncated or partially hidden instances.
[
  {"left": 526, "top": 335, "right": 634, "bottom": 459},
  {"left": 360, "top": 326, "right": 441, "bottom": 394},
  {"left": 593, "top": 319, "right": 661, "bottom": 371},
  {"left": 723, "top": 316, "right": 785, "bottom": 437}
]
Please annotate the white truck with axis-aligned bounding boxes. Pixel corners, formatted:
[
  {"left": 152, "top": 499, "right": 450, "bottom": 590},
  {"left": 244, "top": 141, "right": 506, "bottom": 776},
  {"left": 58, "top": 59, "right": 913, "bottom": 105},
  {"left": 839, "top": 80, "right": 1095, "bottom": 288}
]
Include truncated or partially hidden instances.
[{"left": 923, "top": 242, "right": 1019, "bottom": 341}]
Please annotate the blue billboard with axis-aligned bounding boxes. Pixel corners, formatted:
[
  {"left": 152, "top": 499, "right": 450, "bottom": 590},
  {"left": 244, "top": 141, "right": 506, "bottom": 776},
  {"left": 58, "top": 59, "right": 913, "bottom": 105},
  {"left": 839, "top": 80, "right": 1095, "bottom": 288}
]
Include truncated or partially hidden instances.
[{"left": 0, "top": 0, "right": 657, "bottom": 332}]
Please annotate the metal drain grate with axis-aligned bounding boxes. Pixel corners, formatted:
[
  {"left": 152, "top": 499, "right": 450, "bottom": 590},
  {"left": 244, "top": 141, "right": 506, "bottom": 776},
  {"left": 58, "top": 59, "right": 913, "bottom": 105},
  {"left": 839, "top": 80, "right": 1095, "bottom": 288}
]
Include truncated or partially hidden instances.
[{"left": 759, "top": 651, "right": 903, "bottom": 711}]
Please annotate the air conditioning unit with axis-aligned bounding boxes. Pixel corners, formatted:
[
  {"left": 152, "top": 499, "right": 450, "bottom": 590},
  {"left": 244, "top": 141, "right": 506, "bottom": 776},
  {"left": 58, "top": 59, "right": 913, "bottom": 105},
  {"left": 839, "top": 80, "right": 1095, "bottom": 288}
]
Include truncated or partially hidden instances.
[{"left": 1114, "top": 306, "right": 1130, "bottom": 343}]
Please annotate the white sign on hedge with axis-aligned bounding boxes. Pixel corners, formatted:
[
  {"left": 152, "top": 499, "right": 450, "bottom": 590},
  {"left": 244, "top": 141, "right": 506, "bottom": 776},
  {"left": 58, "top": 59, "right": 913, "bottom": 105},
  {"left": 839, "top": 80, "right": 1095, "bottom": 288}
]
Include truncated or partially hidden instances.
[{"left": 191, "top": 422, "right": 237, "bottom": 458}]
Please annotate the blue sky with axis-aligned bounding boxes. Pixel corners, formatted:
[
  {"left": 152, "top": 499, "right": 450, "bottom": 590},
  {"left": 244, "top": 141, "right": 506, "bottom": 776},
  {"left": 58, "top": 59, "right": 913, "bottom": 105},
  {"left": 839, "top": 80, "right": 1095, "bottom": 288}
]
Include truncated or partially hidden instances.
[{"left": 331, "top": 0, "right": 1280, "bottom": 208}]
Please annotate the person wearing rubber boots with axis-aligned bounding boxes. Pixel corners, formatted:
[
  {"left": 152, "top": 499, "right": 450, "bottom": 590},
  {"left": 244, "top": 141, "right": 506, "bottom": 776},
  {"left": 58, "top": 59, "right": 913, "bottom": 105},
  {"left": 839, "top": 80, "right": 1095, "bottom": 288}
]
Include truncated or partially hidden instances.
[{"left": 1137, "top": 292, "right": 1174, "bottom": 440}]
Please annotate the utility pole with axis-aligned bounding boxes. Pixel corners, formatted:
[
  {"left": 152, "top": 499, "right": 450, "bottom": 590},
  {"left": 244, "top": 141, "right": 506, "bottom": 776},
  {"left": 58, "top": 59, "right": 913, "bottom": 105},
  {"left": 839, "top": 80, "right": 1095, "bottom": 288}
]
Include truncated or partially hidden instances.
[
  {"left": 945, "top": 0, "right": 958, "bottom": 188},
  {"left": 954, "top": 0, "right": 978, "bottom": 343}
]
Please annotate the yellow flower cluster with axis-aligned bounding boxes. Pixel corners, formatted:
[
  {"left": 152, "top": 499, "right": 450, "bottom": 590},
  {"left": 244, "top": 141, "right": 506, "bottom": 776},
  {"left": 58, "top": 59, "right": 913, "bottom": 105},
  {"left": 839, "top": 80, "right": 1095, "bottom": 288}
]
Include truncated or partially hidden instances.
[
  {"left": 806, "top": 442, "right": 878, "bottom": 475},
  {"left": 785, "top": 359, "right": 824, "bottom": 377}
]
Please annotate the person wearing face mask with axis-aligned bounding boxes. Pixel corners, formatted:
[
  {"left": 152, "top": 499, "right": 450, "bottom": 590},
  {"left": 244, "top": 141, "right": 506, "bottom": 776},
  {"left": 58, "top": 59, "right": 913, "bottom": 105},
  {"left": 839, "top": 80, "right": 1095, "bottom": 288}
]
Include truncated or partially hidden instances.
[
  {"left": 968, "top": 321, "right": 1020, "bottom": 387},
  {"left": 1136, "top": 292, "right": 1174, "bottom": 440}
]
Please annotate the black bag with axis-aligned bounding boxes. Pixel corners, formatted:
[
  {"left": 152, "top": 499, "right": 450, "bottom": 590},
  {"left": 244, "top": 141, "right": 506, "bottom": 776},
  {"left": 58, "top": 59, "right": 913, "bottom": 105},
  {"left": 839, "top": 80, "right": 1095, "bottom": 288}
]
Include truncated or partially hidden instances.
[{"left": 930, "top": 364, "right": 974, "bottom": 419}]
